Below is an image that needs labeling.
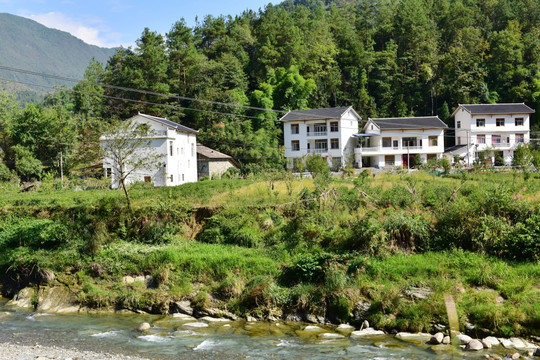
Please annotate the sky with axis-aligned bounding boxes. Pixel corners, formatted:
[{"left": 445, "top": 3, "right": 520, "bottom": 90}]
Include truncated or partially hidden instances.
[{"left": 1, "top": 0, "right": 276, "bottom": 48}]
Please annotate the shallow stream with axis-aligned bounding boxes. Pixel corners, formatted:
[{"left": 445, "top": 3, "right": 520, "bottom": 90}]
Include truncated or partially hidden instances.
[{"left": 0, "top": 300, "right": 491, "bottom": 359}]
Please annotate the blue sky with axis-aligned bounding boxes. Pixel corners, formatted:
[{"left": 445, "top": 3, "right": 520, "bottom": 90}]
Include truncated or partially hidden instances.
[{"left": 1, "top": 0, "right": 275, "bottom": 48}]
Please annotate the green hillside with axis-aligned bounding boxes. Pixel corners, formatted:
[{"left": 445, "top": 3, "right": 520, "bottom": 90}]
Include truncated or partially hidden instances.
[{"left": 0, "top": 13, "right": 117, "bottom": 102}]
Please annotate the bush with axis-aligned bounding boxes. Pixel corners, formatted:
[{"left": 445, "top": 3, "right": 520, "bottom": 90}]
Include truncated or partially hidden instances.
[
  {"left": 0, "top": 163, "right": 12, "bottom": 182},
  {"left": 379, "top": 184, "right": 416, "bottom": 208}
]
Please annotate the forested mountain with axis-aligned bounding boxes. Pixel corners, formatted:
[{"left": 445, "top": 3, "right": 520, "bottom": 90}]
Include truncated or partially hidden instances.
[
  {"left": 0, "top": 13, "right": 117, "bottom": 102},
  {"left": 0, "top": 0, "right": 539, "bottom": 177}
]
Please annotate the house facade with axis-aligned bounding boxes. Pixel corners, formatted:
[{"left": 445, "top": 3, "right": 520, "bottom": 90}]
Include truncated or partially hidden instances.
[
  {"left": 281, "top": 106, "right": 361, "bottom": 170},
  {"left": 355, "top": 117, "right": 447, "bottom": 168},
  {"left": 452, "top": 103, "right": 535, "bottom": 165},
  {"left": 101, "top": 113, "right": 198, "bottom": 188},
  {"left": 197, "top": 144, "right": 240, "bottom": 179}
]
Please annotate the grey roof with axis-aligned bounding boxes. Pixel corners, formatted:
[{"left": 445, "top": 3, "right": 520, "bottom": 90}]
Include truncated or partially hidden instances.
[
  {"left": 455, "top": 103, "right": 535, "bottom": 115},
  {"left": 197, "top": 144, "right": 240, "bottom": 167},
  {"left": 138, "top": 113, "right": 199, "bottom": 134},
  {"left": 368, "top": 116, "right": 448, "bottom": 130},
  {"left": 280, "top": 106, "right": 358, "bottom": 122},
  {"left": 444, "top": 144, "right": 467, "bottom": 154}
]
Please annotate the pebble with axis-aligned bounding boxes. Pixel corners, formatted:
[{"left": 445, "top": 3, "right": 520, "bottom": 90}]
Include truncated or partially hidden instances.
[{"left": 0, "top": 343, "right": 150, "bottom": 360}]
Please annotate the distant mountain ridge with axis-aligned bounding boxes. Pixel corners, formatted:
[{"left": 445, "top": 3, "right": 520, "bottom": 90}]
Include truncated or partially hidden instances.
[{"left": 0, "top": 13, "right": 118, "bottom": 102}]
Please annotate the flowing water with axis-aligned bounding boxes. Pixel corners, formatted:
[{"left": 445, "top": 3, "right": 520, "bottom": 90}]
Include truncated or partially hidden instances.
[{"left": 0, "top": 300, "right": 489, "bottom": 359}]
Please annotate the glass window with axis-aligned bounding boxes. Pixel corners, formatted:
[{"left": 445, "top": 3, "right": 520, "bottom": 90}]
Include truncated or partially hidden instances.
[
  {"left": 477, "top": 135, "right": 485, "bottom": 144},
  {"left": 385, "top": 155, "right": 395, "bottom": 166},
  {"left": 457, "top": 121, "right": 461, "bottom": 128},
  {"left": 170, "top": 174, "right": 174, "bottom": 182},
  {"left": 291, "top": 124, "right": 299, "bottom": 134},
  {"left": 428, "top": 136, "right": 438, "bottom": 146},
  {"left": 291, "top": 140, "right": 300, "bottom": 151},
  {"left": 330, "top": 122, "right": 338, "bottom": 132},
  {"left": 515, "top": 118, "right": 524, "bottom": 126},
  {"left": 169, "top": 141, "right": 173, "bottom": 156},
  {"left": 476, "top": 119, "right": 485, "bottom": 127},
  {"left": 330, "top": 138, "right": 339, "bottom": 149},
  {"left": 382, "top": 137, "right": 392, "bottom": 147},
  {"left": 516, "top": 134, "right": 524, "bottom": 143},
  {"left": 314, "top": 123, "right": 327, "bottom": 135},
  {"left": 492, "top": 135, "right": 502, "bottom": 144},
  {"left": 496, "top": 118, "right": 505, "bottom": 127}
]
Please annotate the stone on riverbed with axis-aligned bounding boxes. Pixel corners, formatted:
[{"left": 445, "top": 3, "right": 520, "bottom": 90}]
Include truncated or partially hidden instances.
[
  {"left": 429, "top": 332, "right": 444, "bottom": 344},
  {"left": 200, "top": 316, "right": 231, "bottom": 323},
  {"left": 172, "top": 313, "right": 196, "bottom": 321},
  {"left": 137, "top": 322, "right": 151, "bottom": 331},
  {"left": 442, "top": 336, "right": 451, "bottom": 344},
  {"left": 303, "top": 325, "right": 324, "bottom": 332},
  {"left": 482, "top": 337, "right": 500, "bottom": 348},
  {"left": 499, "top": 338, "right": 514, "bottom": 349},
  {"left": 318, "top": 333, "right": 345, "bottom": 339},
  {"left": 457, "top": 334, "right": 473, "bottom": 345},
  {"left": 509, "top": 338, "right": 526, "bottom": 350},
  {"left": 183, "top": 322, "right": 209, "bottom": 329},
  {"left": 467, "top": 339, "right": 484, "bottom": 351},
  {"left": 336, "top": 324, "right": 355, "bottom": 334},
  {"left": 395, "top": 332, "right": 432, "bottom": 344},
  {"left": 350, "top": 328, "right": 385, "bottom": 338}
]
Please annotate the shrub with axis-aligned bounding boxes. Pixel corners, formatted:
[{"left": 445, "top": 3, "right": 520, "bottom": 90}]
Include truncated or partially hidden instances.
[
  {"left": 0, "top": 163, "right": 12, "bottom": 182},
  {"left": 379, "top": 184, "right": 416, "bottom": 208},
  {"left": 382, "top": 211, "right": 431, "bottom": 252}
]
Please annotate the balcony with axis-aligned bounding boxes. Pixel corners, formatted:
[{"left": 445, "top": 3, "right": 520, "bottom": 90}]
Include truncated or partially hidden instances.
[
  {"left": 491, "top": 141, "right": 511, "bottom": 148},
  {"left": 308, "top": 148, "right": 328, "bottom": 154},
  {"left": 307, "top": 131, "right": 328, "bottom": 137}
]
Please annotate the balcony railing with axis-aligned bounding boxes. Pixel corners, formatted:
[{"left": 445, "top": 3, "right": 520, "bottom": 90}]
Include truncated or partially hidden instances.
[
  {"left": 491, "top": 141, "right": 511, "bottom": 147},
  {"left": 307, "top": 131, "right": 327, "bottom": 137},
  {"left": 308, "top": 148, "right": 328, "bottom": 154}
]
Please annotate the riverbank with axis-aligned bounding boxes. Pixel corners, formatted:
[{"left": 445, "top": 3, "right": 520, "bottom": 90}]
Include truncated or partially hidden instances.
[{"left": 0, "top": 173, "right": 539, "bottom": 338}]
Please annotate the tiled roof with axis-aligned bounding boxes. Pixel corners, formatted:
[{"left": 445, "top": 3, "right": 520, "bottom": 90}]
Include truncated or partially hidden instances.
[
  {"left": 280, "top": 106, "right": 356, "bottom": 122},
  {"left": 369, "top": 116, "right": 448, "bottom": 129},
  {"left": 456, "top": 103, "right": 535, "bottom": 115},
  {"left": 137, "top": 113, "right": 199, "bottom": 134},
  {"left": 197, "top": 144, "right": 240, "bottom": 167}
]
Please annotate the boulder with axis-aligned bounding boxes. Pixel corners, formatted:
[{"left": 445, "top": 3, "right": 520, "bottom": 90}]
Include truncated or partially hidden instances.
[
  {"left": 350, "top": 328, "right": 385, "bottom": 338},
  {"left": 404, "top": 287, "right": 432, "bottom": 300},
  {"left": 429, "top": 332, "right": 444, "bottom": 344},
  {"left": 352, "top": 300, "right": 371, "bottom": 321},
  {"left": 442, "top": 336, "right": 451, "bottom": 345},
  {"left": 499, "top": 338, "right": 514, "bottom": 349},
  {"left": 484, "top": 355, "right": 502, "bottom": 360},
  {"left": 395, "top": 332, "right": 432, "bottom": 344},
  {"left": 37, "top": 269, "right": 55, "bottom": 284},
  {"left": 170, "top": 300, "right": 194, "bottom": 316},
  {"left": 336, "top": 324, "right": 355, "bottom": 334},
  {"left": 360, "top": 320, "right": 370, "bottom": 330},
  {"left": 37, "top": 286, "right": 80, "bottom": 313},
  {"left": 172, "top": 313, "right": 196, "bottom": 321},
  {"left": 200, "top": 316, "right": 231, "bottom": 323},
  {"left": 304, "top": 325, "right": 324, "bottom": 332},
  {"left": 509, "top": 338, "right": 526, "bottom": 350},
  {"left": 137, "top": 322, "right": 151, "bottom": 331},
  {"left": 482, "top": 337, "right": 500, "bottom": 348},
  {"left": 467, "top": 339, "right": 484, "bottom": 351},
  {"left": 318, "top": 332, "right": 345, "bottom": 339},
  {"left": 505, "top": 353, "right": 520, "bottom": 360},
  {"left": 7, "top": 288, "right": 34, "bottom": 309},
  {"left": 457, "top": 334, "right": 473, "bottom": 345}
]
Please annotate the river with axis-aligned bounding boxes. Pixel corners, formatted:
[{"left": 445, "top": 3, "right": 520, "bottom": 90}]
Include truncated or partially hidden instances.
[{"left": 0, "top": 299, "right": 491, "bottom": 359}]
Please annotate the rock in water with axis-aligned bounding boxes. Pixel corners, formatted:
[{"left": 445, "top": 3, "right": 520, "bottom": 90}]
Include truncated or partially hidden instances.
[
  {"left": 137, "top": 322, "right": 151, "bottom": 331},
  {"left": 442, "top": 336, "right": 451, "bottom": 344},
  {"left": 360, "top": 320, "right": 370, "bottom": 330},
  {"left": 467, "top": 339, "right": 484, "bottom": 351},
  {"left": 482, "top": 337, "right": 500, "bottom": 348},
  {"left": 350, "top": 328, "right": 385, "bottom": 338},
  {"left": 457, "top": 334, "right": 473, "bottom": 345},
  {"left": 303, "top": 325, "right": 323, "bottom": 332},
  {"left": 318, "top": 333, "right": 345, "bottom": 339},
  {"left": 429, "top": 332, "right": 444, "bottom": 344}
]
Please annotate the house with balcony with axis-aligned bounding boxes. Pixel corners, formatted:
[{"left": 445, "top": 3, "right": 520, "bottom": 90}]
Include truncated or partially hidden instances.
[
  {"left": 101, "top": 112, "right": 198, "bottom": 188},
  {"left": 451, "top": 103, "right": 535, "bottom": 165},
  {"left": 281, "top": 106, "right": 361, "bottom": 170},
  {"left": 354, "top": 116, "right": 448, "bottom": 168}
]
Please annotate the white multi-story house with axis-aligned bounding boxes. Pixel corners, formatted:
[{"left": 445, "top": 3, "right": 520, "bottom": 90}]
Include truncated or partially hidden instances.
[
  {"left": 101, "top": 112, "right": 198, "bottom": 188},
  {"left": 451, "top": 103, "right": 535, "bottom": 165},
  {"left": 354, "top": 116, "right": 447, "bottom": 168},
  {"left": 281, "top": 106, "right": 361, "bottom": 170}
]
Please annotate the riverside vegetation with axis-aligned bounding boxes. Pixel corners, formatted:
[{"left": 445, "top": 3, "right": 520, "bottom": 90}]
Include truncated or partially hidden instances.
[{"left": 0, "top": 170, "right": 539, "bottom": 339}]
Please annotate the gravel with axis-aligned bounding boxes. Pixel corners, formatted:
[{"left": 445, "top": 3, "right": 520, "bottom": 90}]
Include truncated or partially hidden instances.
[{"left": 0, "top": 343, "right": 151, "bottom": 360}]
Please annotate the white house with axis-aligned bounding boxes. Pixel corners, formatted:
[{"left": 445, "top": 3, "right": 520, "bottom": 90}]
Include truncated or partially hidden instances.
[
  {"left": 281, "top": 106, "right": 361, "bottom": 170},
  {"left": 354, "top": 116, "right": 448, "bottom": 168},
  {"left": 101, "top": 113, "right": 198, "bottom": 188},
  {"left": 451, "top": 103, "right": 535, "bottom": 165}
]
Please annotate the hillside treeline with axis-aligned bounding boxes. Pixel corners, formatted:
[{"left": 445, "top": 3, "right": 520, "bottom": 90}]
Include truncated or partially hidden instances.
[{"left": 1, "top": 0, "right": 539, "bottom": 177}]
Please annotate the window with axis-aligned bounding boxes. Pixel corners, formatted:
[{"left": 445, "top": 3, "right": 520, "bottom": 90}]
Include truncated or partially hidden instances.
[
  {"left": 515, "top": 118, "right": 524, "bottom": 126},
  {"left": 291, "top": 140, "right": 300, "bottom": 151},
  {"left": 144, "top": 176, "right": 151, "bottom": 183},
  {"left": 457, "top": 137, "right": 461, "bottom": 145},
  {"left": 330, "top": 138, "right": 339, "bottom": 149},
  {"left": 315, "top": 140, "right": 328, "bottom": 152},
  {"left": 169, "top": 141, "right": 173, "bottom": 156},
  {"left": 426, "top": 154, "right": 437, "bottom": 161},
  {"left": 385, "top": 155, "right": 395, "bottom": 166},
  {"left": 291, "top": 124, "right": 299, "bottom": 134},
  {"left": 170, "top": 174, "right": 174, "bottom": 182},
  {"left": 314, "top": 123, "right": 327, "bottom": 135},
  {"left": 382, "top": 137, "right": 392, "bottom": 148},
  {"left": 393, "top": 140, "right": 399, "bottom": 148},
  {"left": 516, "top": 134, "right": 525, "bottom": 143},
  {"left": 492, "top": 135, "right": 502, "bottom": 144},
  {"left": 496, "top": 118, "right": 505, "bottom": 127},
  {"left": 191, "top": 143, "right": 195, "bottom": 156},
  {"left": 182, "top": 174, "right": 184, "bottom": 181},
  {"left": 457, "top": 121, "right": 461, "bottom": 129},
  {"left": 476, "top": 119, "right": 485, "bottom": 127},
  {"left": 330, "top": 122, "right": 338, "bottom": 132},
  {"left": 428, "top": 136, "right": 438, "bottom": 146},
  {"left": 106, "top": 168, "right": 112, "bottom": 178},
  {"left": 477, "top": 135, "right": 486, "bottom": 144}
]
